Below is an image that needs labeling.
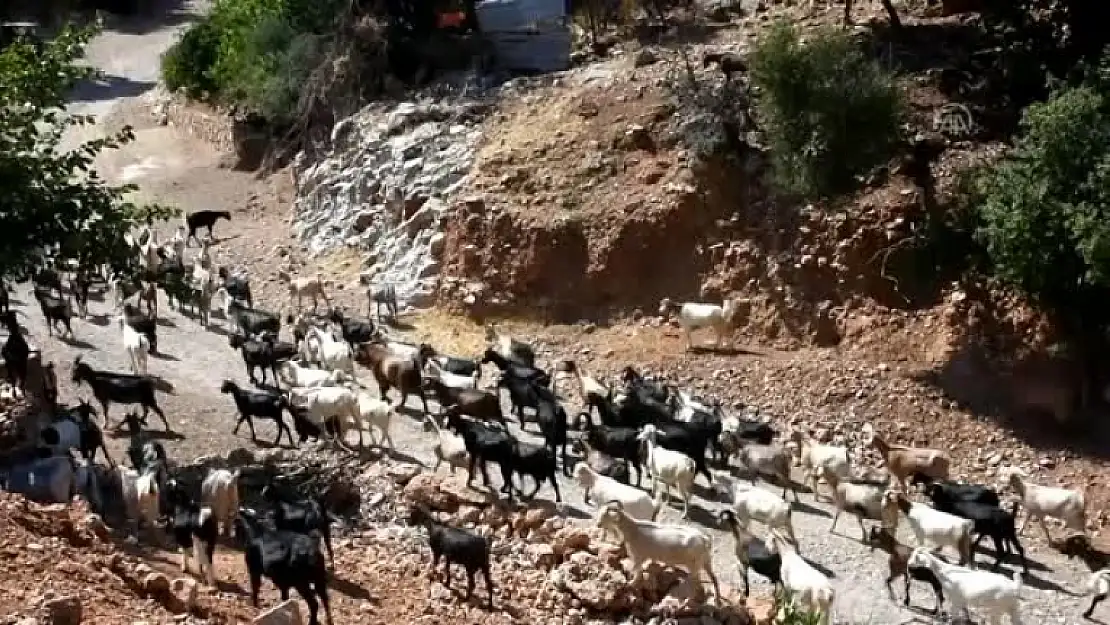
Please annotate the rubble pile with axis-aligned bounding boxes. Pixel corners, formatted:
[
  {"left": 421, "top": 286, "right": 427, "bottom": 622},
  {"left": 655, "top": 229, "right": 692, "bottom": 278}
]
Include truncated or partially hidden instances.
[
  {"left": 399, "top": 472, "right": 755, "bottom": 625},
  {"left": 0, "top": 492, "right": 243, "bottom": 624}
]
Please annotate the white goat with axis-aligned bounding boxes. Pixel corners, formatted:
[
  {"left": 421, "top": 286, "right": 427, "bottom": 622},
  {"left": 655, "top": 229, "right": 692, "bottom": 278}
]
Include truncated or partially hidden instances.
[
  {"left": 658, "top": 297, "right": 743, "bottom": 350},
  {"left": 881, "top": 490, "right": 973, "bottom": 565},
  {"left": 424, "top": 358, "right": 478, "bottom": 390},
  {"left": 789, "top": 429, "right": 850, "bottom": 501},
  {"left": 200, "top": 468, "right": 240, "bottom": 538},
  {"left": 825, "top": 470, "right": 886, "bottom": 540},
  {"left": 279, "top": 270, "right": 330, "bottom": 312},
  {"left": 999, "top": 466, "right": 1087, "bottom": 542},
  {"left": 288, "top": 385, "right": 360, "bottom": 450},
  {"left": 302, "top": 326, "right": 354, "bottom": 375},
  {"left": 768, "top": 529, "right": 835, "bottom": 625},
  {"left": 573, "top": 463, "right": 659, "bottom": 523},
  {"left": 118, "top": 315, "right": 150, "bottom": 376},
  {"left": 356, "top": 392, "right": 395, "bottom": 449},
  {"left": 279, "top": 360, "right": 353, "bottom": 389},
  {"left": 722, "top": 475, "right": 799, "bottom": 546},
  {"left": 424, "top": 415, "right": 468, "bottom": 473},
  {"left": 596, "top": 502, "right": 720, "bottom": 597},
  {"left": 638, "top": 424, "right": 696, "bottom": 518},
  {"left": 135, "top": 469, "right": 162, "bottom": 532},
  {"left": 908, "top": 548, "right": 1023, "bottom": 625}
]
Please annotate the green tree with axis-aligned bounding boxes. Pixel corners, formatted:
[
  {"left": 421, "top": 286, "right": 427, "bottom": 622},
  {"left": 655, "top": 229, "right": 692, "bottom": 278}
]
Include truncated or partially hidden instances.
[
  {"left": 749, "top": 21, "right": 903, "bottom": 199},
  {"left": 0, "top": 23, "right": 175, "bottom": 280},
  {"left": 973, "top": 80, "right": 1110, "bottom": 409}
]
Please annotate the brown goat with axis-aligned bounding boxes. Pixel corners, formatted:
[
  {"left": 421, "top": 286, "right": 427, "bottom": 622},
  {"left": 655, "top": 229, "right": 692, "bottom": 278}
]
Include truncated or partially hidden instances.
[
  {"left": 868, "top": 432, "right": 950, "bottom": 492},
  {"left": 865, "top": 526, "right": 945, "bottom": 614},
  {"left": 356, "top": 342, "right": 429, "bottom": 415}
]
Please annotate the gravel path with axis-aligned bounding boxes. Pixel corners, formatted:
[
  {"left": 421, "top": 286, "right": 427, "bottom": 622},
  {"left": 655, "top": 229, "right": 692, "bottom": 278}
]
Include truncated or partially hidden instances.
[{"left": 25, "top": 6, "right": 1101, "bottom": 624}]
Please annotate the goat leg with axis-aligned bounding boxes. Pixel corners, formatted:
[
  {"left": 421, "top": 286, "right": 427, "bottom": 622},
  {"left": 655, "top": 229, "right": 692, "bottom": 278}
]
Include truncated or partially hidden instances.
[{"left": 1086, "top": 593, "right": 1106, "bottom": 619}]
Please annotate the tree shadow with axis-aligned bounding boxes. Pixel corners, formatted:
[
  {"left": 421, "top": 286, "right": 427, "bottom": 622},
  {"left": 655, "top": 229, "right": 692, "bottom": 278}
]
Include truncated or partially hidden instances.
[
  {"left": 913, "top": 337, "right": 1110, "bottom": 462},
  {"left": 150, "top": 350, "right": 179, "bottom": 362},
  {"left": 971, "top": 543, "right": 1050, "bottom": 573},
  {"left": 688, "top": 344, "right": 763, "bottom": 357},
  {"left": 69, "top": 74, "right": 156, "bottom": 103},
  {"left": 155, "top": 317, "right": 176, "bottom": 328}
]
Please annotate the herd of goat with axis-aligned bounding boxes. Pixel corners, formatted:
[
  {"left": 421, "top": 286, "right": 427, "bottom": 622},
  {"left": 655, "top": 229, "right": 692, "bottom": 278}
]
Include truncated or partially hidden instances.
[{"left": 1, "top": 212, "right": 1109, "bottom": 625}]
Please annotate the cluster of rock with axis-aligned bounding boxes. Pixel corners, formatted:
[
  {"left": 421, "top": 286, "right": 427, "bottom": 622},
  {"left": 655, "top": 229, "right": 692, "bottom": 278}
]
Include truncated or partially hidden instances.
[
  {"left": 398, "top": 472, "right": 756, "bottom": 625},
  {"left": 291, "top": 100, "right": 489, "bottom": 308}
]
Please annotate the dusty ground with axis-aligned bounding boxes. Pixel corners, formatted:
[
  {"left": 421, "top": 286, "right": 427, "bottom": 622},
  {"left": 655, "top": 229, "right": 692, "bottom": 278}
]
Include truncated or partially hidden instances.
[{"left": 5, "top": 1, "right": 1110, "bottom": 624}]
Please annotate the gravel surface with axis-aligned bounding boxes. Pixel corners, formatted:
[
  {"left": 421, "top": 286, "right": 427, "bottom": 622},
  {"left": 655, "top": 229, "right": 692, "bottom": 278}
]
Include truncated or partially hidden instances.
[{"left": 19, "top": 4, "right": 1104, "bottom": 624}]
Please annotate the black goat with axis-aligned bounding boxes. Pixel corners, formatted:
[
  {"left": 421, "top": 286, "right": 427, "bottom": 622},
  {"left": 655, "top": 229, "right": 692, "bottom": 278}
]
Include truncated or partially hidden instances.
[
  {"left": 122, "top": 303, "right": 159, "bottom": 353},
  {"left": 228, "top": 332, "right": 296, "bottom": 385},
  {"left": 580, "top": 412, "right": 644, "bottom": 486},
  {"left": 185, "top": 209, "right": 231, "bottom": 245},
  {"left": 480, "top": 348, "right": 550, "bottom": 387},
  {"left": 234, "top": 507, "right": 334, "bottom": 625},
  {"left": 445, "top": 410, "right": 515, "bottom": 499},
  {"left": 40, "top": 400, "right": 114, "bottom": 466},
  {"left": 925, "top": 484, "right": 1027, "bottom": 574},
  {"left": 620, "top": 366, "right": 669, "bottom": 403},
  {"left": 718, "top": 510, "right": 782, "bottom": 595},
  {"left": 33, "top": 288, "right": 74, "bottom": 338},
  {"left": 1, "top": 310, "right": 29, "bottom": 393},
  {"left": 69, "top": 271, "right": 92, "bottom": 319},
  {"left": 409, "top": 505, "right": 494, "bottom": 607},
  {"left": 418, "top": 345, "right": 480, "bottom": 378},
  {"left": 910, "top": 473, "right": 1000, "bottom": 506},
  {"left": 124, "top": 411, "right": 168, "bottom": 475},
  {"left": 261, "top": 485, "right": 336, "bottom": 566},
  {"left": 33, "top": 267, "right": 64, "bottom": 292},
  {"left": 217, "top": 267, "right": 253, "bottom": 308},
  {"left": 535, "top": 392, "right": 570, "bottom": 476},
  {"left": 227, "top": 299, "right": 281, "bottom": 337},
  {"left": 0, "top": 280, "right": 9, "bottom": 315},
  {"left": 571, "top": 439, "right": 630, "bottom": 484},
  {"left": 164, "top": 479, "right": 219, "bottom": 587},
  {"left": 220, "top": 381, "right": 293, "bottom": 447},
  {"left": 327, "top": 308, "right": 376, "bottom": 349},
  {"left": 71, "top": 357, "right": 170, "bottom": 431},
  {"left": 42, "top": 361, "right": 58, "bottom": 408},
  {"left": 703, "top": 51, "right": 747, "bottom": 80},
  {"left": 497, "top": 372, "right": 549, "bottom": 425},
  {"left": 424, "top": 379, "right": 506, "bottom": 426},
  {"left": 508, "top": 437, "right": 562, "bottom": 502}
]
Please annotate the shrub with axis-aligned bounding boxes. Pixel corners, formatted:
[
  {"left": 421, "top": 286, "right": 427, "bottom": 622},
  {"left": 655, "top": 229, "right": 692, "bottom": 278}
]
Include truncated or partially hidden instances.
[
  {"left": 161, "top": 16, "right": 221, "bottom": 98},
  {"left": 974, "top": 82, "right": 1110, "bottom": 315},
  {"left": 159, "top": 0, "right": 343, "bottom": 123},
  {"left": 749, "top": 21, "right": 903, "bottom": 199}
]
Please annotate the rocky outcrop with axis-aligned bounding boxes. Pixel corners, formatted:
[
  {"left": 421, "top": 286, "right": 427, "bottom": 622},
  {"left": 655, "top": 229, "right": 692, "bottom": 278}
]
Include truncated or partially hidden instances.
[{"left": 292, "top": 100, "right": 488, "bottom": 308}]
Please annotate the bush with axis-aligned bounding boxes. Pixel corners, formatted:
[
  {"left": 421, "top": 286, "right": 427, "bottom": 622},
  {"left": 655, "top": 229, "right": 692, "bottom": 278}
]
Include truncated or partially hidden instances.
[
  {"left": 749, "top": 21, "right": 903, "bottom": 199},
  {"left": 974, "top": 82, "right": 1110, "bottom": 313},
  {"left": 160, "top": 0, "right": 343, "bottom": 123},
  {"left": 161, "top": 16, "right": 221, "bottom": 98}
]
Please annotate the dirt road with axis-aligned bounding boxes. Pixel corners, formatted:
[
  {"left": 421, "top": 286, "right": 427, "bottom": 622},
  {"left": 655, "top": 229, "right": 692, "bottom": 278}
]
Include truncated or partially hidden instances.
[{"left": 22, "top": 5, "right": 1102, "bottom": 624}]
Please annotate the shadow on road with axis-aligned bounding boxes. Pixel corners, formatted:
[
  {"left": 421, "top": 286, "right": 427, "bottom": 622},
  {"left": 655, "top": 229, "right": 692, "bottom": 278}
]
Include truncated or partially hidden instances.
[{"left": 69, "top": 74, "right": 156, "bottom": 103}]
